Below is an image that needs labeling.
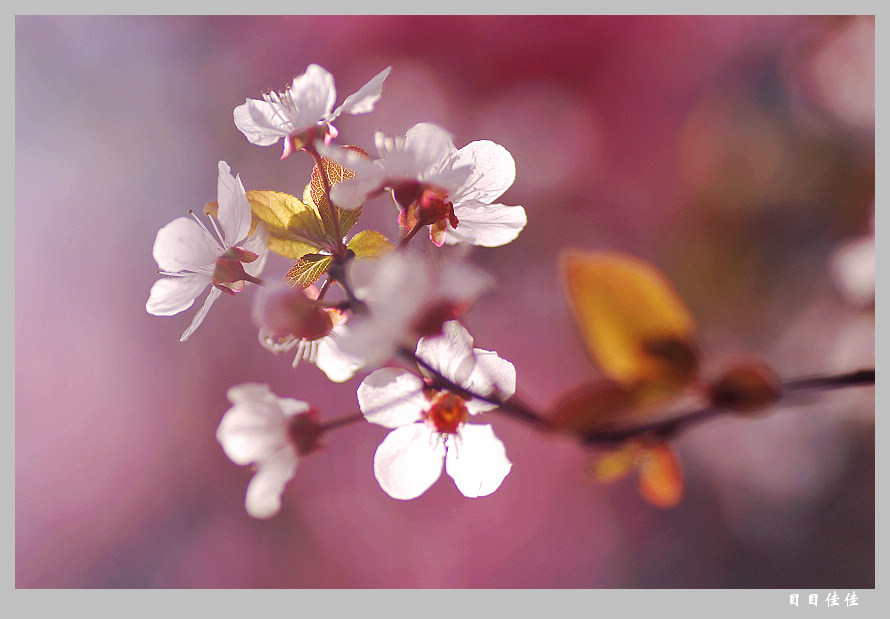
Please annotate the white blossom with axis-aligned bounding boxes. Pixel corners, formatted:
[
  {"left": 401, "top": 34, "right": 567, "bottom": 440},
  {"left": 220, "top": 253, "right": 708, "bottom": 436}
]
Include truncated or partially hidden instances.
[
  {"left": 146, "top": 161, "right": 267, "bottom": 341},
  {"left": 357, "top": 321, "right": 515, "bottom": 500},
  {"left": 216, "top": 384, "right": 312, "bottom": 519},
  {"left": 323, "top": 122, "right": 526, "bottom": 246},
  {"left": 234, "top": 64, "right": 391, "bottom": 158}
]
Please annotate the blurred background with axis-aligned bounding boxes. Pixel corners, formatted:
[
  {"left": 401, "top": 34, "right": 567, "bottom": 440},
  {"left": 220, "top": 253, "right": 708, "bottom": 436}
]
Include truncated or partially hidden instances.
[{"left": 15, "top": 15, "right": 874, "bottom": 588}]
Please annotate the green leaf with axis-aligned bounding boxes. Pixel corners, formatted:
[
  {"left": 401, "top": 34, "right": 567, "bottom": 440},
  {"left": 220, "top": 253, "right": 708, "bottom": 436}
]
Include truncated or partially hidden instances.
[
  {"left": 347, "top": 230, "right": 394, "bottom": 259},
  {"left": 283, "top": 253, "right": 334, "bottom": 289}
]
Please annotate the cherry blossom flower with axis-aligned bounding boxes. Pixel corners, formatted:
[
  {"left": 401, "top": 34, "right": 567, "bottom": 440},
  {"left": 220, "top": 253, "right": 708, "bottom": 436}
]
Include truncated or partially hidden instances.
[
  {"left": 336, "top": 249, "right": 493, "bottom": 370},
  {"left": 217, "top": 384, "right": 322, "bottom": 519},
  {"left": 255, "top": 284, "right": 363, "bottom": 383},
  {"left": 357, "top": 321, "right": 515, "bottom": 499},
  {"left": 322, "top": 122, "right": 526, "bottom": 247},
  {"left": 234, "top": 64, "right": 391, "bottom": 159},
  {"left": 146, "top": 161, "right": 268, "bottom": 342}
]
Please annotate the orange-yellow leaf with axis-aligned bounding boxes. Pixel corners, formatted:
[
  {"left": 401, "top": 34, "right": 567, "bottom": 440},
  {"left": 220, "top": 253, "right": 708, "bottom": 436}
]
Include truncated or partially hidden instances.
[
  {"left": 592, "top": 443, "right": 637, "bottom": 483},
  {"left": 561, "top": 250, "right": 698, "bottom": 389},
  {"left": 636, "top": 443, "right": 684, "bottom": 508}
]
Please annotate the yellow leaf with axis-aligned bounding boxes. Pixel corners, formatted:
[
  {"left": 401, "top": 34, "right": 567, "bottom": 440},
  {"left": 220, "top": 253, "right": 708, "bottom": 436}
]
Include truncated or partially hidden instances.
[
  {"left": 561, "top": 250, "right": 698, "bottom": 389},
  {"left": 247, "top": 190, "right": 327, "bottom": 241},
  {"left": 636, "top": 443, "right": 684, "bottom": 508},
  {"left": 347, "top": 230, "right": 394, "bottom": 259},
  {"left": 284, "top": 254, "right": 334, "bottom": 289}
]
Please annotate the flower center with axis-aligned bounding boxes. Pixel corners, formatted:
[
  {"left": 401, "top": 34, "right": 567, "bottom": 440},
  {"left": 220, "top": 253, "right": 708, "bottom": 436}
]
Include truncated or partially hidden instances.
[
  {"left": 411, "top": 301, "right": 462, "bottom": 338},
  {"left": 424, "top": 392, "right": 469, "bottom": 435},
  {"left": 212, "top": 247, "right": 263, "bottom": 294}
]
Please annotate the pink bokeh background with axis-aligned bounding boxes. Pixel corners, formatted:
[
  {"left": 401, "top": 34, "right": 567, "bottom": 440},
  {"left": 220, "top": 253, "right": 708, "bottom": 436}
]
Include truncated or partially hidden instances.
[{"left": 16, "top": 15, "right": 874, "bottom": 588}]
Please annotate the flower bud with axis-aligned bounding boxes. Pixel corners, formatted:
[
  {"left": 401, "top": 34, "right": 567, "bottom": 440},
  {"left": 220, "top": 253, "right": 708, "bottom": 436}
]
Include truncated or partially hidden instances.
[
  {"left": 253, "top": 284, "right": 333, "bottom": 341},
  {"left": 709, "top": 363, "right": 781, "bottom": 413}
]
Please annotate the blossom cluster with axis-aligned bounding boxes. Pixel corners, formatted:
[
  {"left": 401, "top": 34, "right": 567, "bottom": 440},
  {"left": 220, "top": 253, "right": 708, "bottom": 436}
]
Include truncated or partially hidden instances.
[{"left": 147, "top": 64, "right": 526, "bottom": 517}]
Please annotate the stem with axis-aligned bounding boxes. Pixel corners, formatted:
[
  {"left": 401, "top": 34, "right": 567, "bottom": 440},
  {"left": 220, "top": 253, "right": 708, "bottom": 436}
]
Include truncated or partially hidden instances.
[
  {"left": 782, "top": 369, "right": 875, "bottom": 394},
  {"left": 304, "top": 142, "right": 346, "bottom": 257},
  {"left": 399, "top": 347, "right": 555, "bottom": 431},
  {"left": 399, "top": 220, "right": 425, "bottom": 249},
  {"left": 319, "top": 412, "right": 366, "bottom": 433}
]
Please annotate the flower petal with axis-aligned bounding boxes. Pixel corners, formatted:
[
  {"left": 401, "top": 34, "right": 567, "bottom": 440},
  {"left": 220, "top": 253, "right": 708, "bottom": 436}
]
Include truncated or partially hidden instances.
[
  {"left": 416, "top": 320, "right": 476, "bottom": 386},
  {"left": 216, "top": 161, "right": 252, "bottom": 247},
  {"left": 464, "top": 349, "right": 517, "bottom": 416},
  {"left": 331, "top": 66, "right": 391, "bottom": 117},
  {"left": 314, "top": 327, "right": 363, "bottom": 383},
  {"left": 152, "top": 216, "right": 220, "bottom": 273},
  {"left": 146, "top": 274, "right": 209, "bottom": 316},
  {"left": 446, "top": 200, "right": 527, "bottom": 247},
  {"left": 233, "top": 98, "right": 292, "bottom": 146},
  {"left": 357, "top": 368, "right": 427, "bottom": 428},
  {"left": 451, "top": 140, "right": 516, "bottom": 205},
  {"left": 288, "top": 64, "right": 337, "bottom": 127},
  {"left": 374, "top": 424, "right": 445, "bottom": 500},
  {"left": 179, "top": 287, "right": 222, "bottom": 341},
  {"left": 404, "top": 122, "right": 458, "bottom": 177},
  {"left": 245, "top": 446, "right": 298, "bottom": 519},
  {"left": 445, "top": 423, "right": 511, "bottom": 498},
  {"left": 217, "top": 383, "right": 293, "bottom": 466}
]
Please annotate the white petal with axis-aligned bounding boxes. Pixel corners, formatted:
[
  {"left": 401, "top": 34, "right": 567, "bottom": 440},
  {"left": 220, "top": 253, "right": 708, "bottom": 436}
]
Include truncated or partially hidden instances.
[
  {"left": 445, "top": 423, "right": 511, "bottom": 498},
  {"left": 450, "top": 140, "right": 516, "bottom": 205},
  {"left": 152, "top": 216, "right": 220, "bottom": 273},
  {"left": 216, "top": 384, "right": 291, "bottom": 465},
  {"left": 233, "top": 98, "right": 292, "bottom": 146},
  {"left": 288, "top": 64, "right": 337, "bottom": 127},
  {"left": 404, "top": 123, "right": 458, "bottom": 176},
  {"left": 830, "top": 235, "right": 875, "bottom": 306},
  {"left": 373, "top": 424, "right": 445, "bottom": 500},
  {"left": 357, "top": 368, "right": 427, "bottom": 428},
  {"left": 446, "top": 201, "right": 527, "bottom": 247},
  {"left": 241, "top": 223, "right": 269, "bottom": 278},
  {"left": 331, "top": 66, "right": 391, "bottom": 118},
  {"left": 314, "top": 328, "right": 363, "bottom": 383},
  {"left": 436, "top": 259, "right": 493, "bottom": 302},
  {"left": 416, "top": 321, "right": 476, "bottom": 386},
  {"left": 179, "top": 287, "right": 222, "bottom": 341},
  {"left": 216, "top": 161, "right": 252, "bottom": 247},
  {"left": 146, "top": 274, "right": 209, "bottom": 316},
  {"left": 245, "top": 446, "right": 298, "bottom": 519},
  {"left": 464, "top": 349, "right": 517, "bottom": 416},
  {"left": 328, "top": 170, "right": 386, "bottom": 210}
]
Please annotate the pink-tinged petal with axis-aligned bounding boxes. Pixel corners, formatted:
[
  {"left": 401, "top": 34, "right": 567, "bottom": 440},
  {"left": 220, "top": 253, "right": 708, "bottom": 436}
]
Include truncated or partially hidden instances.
[
  {"left": 416, "top": 321, "right": 476, "bottom": 386},
  {"left": 464, "top": 350, "right": 517, "bottom": 416},
  {"left": 331, "top": 66, "right": 391, "bottom": 118},
  {"left": 445, "top": 423, "right": 512, "bottom": 498},
  {"left": 373, "top": 424, "right": 445, "bottom": 500},
  {"left": 446, "top": 201, "right": 527, "bottom": 247},
  {"left": 216, "top": 161, "right": 252, "bottom": 247},
  {"left": 233, "top": 98, "right": 292, "bottom": 146},
  {"left": 152, "top": 216, "right": 220, "bottom": 273},
  {"left": 357, "top": 368, "right": 427, "bottom": 428},
  {"left": 450, "top": 140, "right": 516, "bottom": 204},
  {"left": 436, "top": 260, "right": 494, "bottom": 302},
  {"left": 245, "top": 446, "right": 298, "bottom": 519},
  {"left": 241, "top": 224, "right": 269, "bottom": 278},
  {"left": 404, "top": 122, "right": 458, "bottom": 174},
  {"left": 328, "top": 171, "right": 386, "bottom": 211},
  {"left": 179, "top": 287, "right": 222, "bottom": 341},
  {"left": 289, "top": 64, "right": 337, "bottom": 125},
  {"left": 146, "top": 274, "right": 209, "bottom": 316},
  {"left": 217, "top": 384, "right": 291, "bottom": 465}
]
